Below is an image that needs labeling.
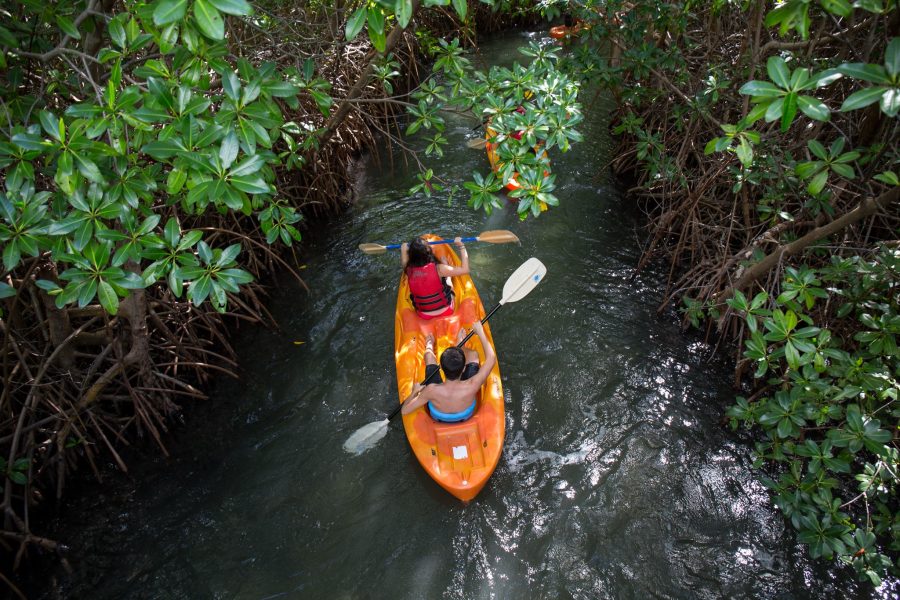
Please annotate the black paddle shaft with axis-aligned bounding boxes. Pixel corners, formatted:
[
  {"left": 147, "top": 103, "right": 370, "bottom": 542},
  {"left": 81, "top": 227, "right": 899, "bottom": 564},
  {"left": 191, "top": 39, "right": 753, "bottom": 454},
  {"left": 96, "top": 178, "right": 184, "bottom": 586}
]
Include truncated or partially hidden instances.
[{"left": 387, "top": 302, "right": 502, "bottom": 421}]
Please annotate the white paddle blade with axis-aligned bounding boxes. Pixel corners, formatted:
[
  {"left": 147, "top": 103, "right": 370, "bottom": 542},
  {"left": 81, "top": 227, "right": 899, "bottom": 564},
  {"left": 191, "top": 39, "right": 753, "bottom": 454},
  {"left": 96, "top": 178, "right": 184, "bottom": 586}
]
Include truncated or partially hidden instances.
[
  {"left": 343, "top": 419, "right": 390, "bottom": 455},
  {"left": 501, "top": 257, "right": 547, "bottom": 304}
]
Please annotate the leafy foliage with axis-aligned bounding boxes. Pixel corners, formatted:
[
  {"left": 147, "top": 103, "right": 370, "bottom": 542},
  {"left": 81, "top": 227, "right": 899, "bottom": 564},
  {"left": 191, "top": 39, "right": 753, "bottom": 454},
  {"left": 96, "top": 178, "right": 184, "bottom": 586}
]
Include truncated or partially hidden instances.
[
  {"left": 725, "top": 249, "right": 899, "bottom": 585},
  {"left": 552, "top": 0, "right": 900, "bottom": 585},
  {"left": 405, "top": 39, "right": 583, "bottom": 218},
  {"left": 0, "top": 0, "right": 315, "bottom": 316}
]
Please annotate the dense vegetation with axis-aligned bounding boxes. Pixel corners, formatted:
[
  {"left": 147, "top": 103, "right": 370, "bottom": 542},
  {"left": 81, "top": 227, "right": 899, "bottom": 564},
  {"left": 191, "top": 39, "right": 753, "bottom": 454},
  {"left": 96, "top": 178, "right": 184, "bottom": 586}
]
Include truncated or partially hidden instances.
[{"left": 494, "top": 0, "right": 897, "bottom": 587}]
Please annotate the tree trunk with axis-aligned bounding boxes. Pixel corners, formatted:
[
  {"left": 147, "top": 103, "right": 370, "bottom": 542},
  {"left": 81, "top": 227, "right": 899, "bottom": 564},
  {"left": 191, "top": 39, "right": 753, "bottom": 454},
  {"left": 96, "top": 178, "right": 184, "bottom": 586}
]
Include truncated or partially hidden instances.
[{"left": 717, "top": 186, "right": 899, "bottom": 304}]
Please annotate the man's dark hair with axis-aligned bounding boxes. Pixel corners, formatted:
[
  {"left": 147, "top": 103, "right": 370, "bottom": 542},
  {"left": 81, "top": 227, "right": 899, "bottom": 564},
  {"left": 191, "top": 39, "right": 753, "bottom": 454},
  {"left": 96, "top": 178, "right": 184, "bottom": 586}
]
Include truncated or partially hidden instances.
[{"left": 440, "top": 347, "right": 466, "bottom": 380}]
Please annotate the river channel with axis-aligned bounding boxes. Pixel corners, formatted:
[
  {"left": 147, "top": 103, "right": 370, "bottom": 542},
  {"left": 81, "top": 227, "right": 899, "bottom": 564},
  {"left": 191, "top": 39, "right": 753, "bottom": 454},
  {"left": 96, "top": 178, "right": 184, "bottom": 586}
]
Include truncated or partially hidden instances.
[{"left": 44, "top": 29, "right": 871, "bottom": 600}]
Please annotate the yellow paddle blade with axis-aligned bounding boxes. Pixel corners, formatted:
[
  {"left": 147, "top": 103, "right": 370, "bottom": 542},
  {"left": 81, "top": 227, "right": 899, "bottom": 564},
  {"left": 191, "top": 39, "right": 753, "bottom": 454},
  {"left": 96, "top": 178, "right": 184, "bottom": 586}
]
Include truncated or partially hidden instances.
[
  {"left": 476, "top": 230, "right": 520, "bottom": 244},
  {"left": 467, "top": 138, "right": 488, "bottom": 149},
  {"left": 358, "top": 243, "right": 388, "bottom": 255}
]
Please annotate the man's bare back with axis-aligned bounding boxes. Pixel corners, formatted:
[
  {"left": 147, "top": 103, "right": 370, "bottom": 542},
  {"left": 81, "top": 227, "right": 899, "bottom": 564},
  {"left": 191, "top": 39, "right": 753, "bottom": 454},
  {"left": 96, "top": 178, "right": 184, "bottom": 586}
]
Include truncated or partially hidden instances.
[{"left": 401, "top": 321, "right": 496, "bottom": 417}]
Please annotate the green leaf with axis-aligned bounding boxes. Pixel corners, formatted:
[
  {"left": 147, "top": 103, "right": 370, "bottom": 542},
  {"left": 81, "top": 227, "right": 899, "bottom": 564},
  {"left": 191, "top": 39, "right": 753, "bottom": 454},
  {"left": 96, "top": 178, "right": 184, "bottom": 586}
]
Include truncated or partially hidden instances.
[
  {"left": 452, "top": 0, "right": 467, "bottom": 20},
  {"left": 74, "top": 154, "right": 104, "bottom": 182},
  {"left": 3, "top": 242, "right": 21, "bottom": 271},
  {"left": 229, "top": 154, "right": 264, "bottom": 176},
  {"left": 209, "top": 0, "right": 252, "bottom": 16},
  {"left": 781, "top": 92, "right": 798, "bottom": 132},
  {"left": 886, "top": 38, "right": 900, "bottom": 78},
  {"left": 367, "top": 7, "right": 385, "bottom": 36},
  {"left": 98, "top": 280, "right": 119, "bottom": 315},
  {"left": 797, "top": 96, "right": 829, "bottom": 121},
  {"left": 345, "top": 6, "right": 367, "bottom": 41},
  {"left": 108, "top": 18, "right": 126, "bottom": 49},
  {"left": 767, "top": 56, "right": 790, "bottom": 89},
  {"left": 396, "top": 0, "right": 414, "bottom": 28},
  {"left": 873, "top": 170, "right": 899, "bottom": 185},
  {"left": 189, "top": 275, "right": 212, "bottom": 305},
  {"left": 807, "top": 139, "right": 827, "bottom": 160},
  {"left": 194, "top": 0, "right": 225, "bottom": 40},
  {"left": 831, "top": 163, "right": 855, "bottom": 179},
  {"left": 736, "top": 137, "right": 753, "bottom": 166},
  {"left": 837, "top": 63, "right": 890, "bottom": 84},
  {"left": 739, "top": 81, "right": 783, "bottom": 97},
  {"left": 219, "top": 131, "right": 239, "bottom": 169},
  {"left": 222, "top": 69, "right": 241, "bottom": 100},
  {"left": 217, "top": 243, "right": 241, "bottom": 266},
  {"left": 840, "top": 87, "right": 886, "bottom": 112},
  {"left": 881, "top": 87, "right": 899, "bottom": 117},
  {"left": 229, "top": 174, "right": 269, "bottom": 194},
  {"left": 368, "top": 23, "right": 386, "bottom": 53},
  {"left": 153, "top": 0, "right": 188, "bottom": 25},
  {"left": 56, "top": 15, "right": 81, "bottom": 40},
  {"left": 777, "top": 417, "right": 794, "bottom": 438},
  {"left": 39, "top": 111, "right": 63, "bottom": 142}
]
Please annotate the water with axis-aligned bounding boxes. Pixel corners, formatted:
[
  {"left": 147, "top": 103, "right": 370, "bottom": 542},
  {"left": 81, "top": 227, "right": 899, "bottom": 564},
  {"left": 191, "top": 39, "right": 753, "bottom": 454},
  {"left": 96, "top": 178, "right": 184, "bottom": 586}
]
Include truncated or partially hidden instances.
[{"left": 44, "top": 30, "right": 874, "bottom": 599}]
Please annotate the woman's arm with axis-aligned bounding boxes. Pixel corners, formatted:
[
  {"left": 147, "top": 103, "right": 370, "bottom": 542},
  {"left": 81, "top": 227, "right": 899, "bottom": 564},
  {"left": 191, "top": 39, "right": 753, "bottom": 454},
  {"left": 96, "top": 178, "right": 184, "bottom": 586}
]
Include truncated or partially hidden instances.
[
  {"left": 438, "top": 237, "right": 470, "bottom": 277},
  {"left": 400, "top": 242, "right": 409, "bottom": 270}
]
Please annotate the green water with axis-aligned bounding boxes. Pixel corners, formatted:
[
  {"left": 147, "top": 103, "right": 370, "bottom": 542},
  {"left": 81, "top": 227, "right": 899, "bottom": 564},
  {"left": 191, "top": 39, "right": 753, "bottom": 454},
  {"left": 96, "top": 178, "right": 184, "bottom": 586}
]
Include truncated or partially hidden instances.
[{"left": 45, "top": 29, "right": 873, "bottom": 600}]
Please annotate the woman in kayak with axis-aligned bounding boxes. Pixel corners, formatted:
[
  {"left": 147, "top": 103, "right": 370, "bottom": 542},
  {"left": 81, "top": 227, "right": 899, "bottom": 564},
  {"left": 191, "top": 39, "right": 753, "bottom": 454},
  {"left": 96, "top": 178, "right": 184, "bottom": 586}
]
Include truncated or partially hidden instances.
[
  {"left": 401, "top": 321, "right": 496, "bottom": 422},
  {"left": 401, "top": 236, "right": 469, "bottom": 319}
]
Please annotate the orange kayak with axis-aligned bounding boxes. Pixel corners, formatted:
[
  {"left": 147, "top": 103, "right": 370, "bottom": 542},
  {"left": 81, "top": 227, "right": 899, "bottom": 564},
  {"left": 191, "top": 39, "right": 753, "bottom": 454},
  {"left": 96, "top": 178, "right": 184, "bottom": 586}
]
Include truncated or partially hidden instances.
[
  {"left": 550, "top": 22, "right": 587, "bottom": 41},
  {"left": 395, "top": 235, "right": 504, "bottom": 501}
]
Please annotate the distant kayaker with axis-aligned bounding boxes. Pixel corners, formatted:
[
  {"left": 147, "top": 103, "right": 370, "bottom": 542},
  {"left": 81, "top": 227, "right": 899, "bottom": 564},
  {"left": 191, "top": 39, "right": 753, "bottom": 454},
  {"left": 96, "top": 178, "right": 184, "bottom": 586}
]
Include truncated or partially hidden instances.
[
  {"left": 401, "top": 236, "right": 470, "bottom": 319},
  {"left": 401, "top": 321, "right": 496, "bottom": 421}
]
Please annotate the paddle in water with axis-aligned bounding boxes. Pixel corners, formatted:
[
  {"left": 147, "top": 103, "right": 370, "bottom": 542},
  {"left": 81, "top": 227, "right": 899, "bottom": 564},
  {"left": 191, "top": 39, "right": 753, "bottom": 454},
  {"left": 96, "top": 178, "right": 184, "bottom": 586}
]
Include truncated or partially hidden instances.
[
  {"left": 342, "top": 257, "right": 547, "bottom": 455},
  {"left": 358, "top": 230, "right": 519, "bottom": 255}
]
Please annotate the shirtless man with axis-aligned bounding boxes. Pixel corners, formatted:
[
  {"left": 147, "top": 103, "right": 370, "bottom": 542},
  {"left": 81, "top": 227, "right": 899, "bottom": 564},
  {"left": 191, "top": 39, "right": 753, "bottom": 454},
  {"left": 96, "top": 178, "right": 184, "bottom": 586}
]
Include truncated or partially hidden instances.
[{"left": 400, "top": 321, "right": 496, "bottom": 422}]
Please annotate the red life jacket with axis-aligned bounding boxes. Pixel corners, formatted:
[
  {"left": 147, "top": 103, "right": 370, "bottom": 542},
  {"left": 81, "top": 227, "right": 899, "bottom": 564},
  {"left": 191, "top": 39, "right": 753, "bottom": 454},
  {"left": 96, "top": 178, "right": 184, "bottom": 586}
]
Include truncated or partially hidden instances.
[{"left": 407, "top": 262, "right": 452, "bottom": 312}]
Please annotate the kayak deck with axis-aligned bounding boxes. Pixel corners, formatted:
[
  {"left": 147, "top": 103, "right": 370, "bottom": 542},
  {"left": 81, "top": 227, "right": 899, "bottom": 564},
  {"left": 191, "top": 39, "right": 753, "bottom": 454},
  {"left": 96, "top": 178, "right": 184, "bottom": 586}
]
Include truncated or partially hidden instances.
[{"left": 395, "top": 236, "right": 504, "bottom": 501}]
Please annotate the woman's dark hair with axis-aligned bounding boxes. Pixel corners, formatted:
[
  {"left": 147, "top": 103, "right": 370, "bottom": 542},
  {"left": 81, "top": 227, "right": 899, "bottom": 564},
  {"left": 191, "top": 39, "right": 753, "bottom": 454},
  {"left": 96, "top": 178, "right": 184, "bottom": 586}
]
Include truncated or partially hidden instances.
[
  {"left": 407, "top": 236, "right": 437, "bottom": 268},
  {"left": 440, "top": 347, "right": 466, "bottom": 380}
]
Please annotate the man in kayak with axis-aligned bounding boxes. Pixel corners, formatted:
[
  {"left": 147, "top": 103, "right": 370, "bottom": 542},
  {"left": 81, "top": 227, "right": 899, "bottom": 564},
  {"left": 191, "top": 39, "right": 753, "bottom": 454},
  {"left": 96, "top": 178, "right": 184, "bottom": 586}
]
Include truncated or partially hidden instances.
[
  {"left": 400, "top": 236, "right": 470, "bottom": 319},
  {"left": 401, "top": 321, "right": 496, "bottom": 422}
]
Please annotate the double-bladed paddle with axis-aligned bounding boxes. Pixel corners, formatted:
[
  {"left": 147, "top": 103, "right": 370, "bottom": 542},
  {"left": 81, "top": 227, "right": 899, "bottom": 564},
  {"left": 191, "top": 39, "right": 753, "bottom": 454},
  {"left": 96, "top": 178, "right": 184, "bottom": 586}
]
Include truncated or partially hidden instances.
[
  {"left": 342, "top": 257, "right": 547, "bottom": 455},
  {"left": 358, "top": 230, "right": 519, "bottom": 255}
]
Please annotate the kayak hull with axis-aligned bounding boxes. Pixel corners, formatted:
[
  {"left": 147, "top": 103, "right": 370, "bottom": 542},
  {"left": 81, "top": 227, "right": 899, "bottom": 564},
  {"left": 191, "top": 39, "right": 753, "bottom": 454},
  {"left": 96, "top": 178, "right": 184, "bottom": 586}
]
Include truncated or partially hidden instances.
[
  {"left": 395, "top": 236, "right": 505, "bottom": 501},
  {"left": 550, "top": 22, "right": 587, "bottom": 41}
]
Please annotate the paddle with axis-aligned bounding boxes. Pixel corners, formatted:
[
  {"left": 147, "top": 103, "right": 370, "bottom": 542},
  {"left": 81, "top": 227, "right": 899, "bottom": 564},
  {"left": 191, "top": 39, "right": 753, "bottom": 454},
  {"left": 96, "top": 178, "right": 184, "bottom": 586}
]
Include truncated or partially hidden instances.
[
  {"left": 342, "top": 257, "right": 547, "bottom": 455},
  {"left": 358, "top": 230, "right": 519, "bottom": 255},
  {"left": 467, "top": 138, "right": 489, "bottom": 150}
]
